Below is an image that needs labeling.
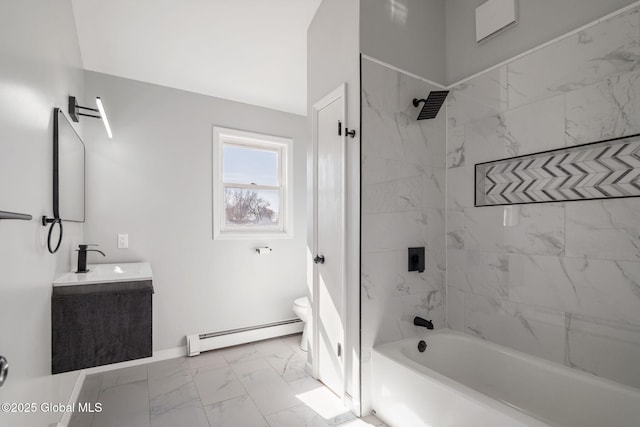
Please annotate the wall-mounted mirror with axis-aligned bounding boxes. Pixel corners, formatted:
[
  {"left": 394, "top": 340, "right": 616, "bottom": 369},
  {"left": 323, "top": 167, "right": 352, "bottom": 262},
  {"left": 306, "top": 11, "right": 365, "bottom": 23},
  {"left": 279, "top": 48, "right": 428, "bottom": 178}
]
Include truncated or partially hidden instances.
[{"left": 54, "top": 107, "right": 85, "bottom": 222}]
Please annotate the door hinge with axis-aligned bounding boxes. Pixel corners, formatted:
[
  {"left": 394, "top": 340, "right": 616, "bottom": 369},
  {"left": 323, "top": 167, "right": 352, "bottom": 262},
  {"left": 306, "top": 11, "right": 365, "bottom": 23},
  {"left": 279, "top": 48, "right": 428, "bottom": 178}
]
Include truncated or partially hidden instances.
[
  {"left": 337, "top": 342, "right": 342, "bottom": 357},
  {"left": 338, "top": 120, "right": 342, "bottom": 136}
]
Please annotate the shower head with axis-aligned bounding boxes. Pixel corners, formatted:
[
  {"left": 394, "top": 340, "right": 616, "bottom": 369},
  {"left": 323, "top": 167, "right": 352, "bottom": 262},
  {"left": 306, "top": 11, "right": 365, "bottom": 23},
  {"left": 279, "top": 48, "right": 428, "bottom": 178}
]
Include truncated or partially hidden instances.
[{"left": 412, "top": 91, "right": 449, "bottom": 120}]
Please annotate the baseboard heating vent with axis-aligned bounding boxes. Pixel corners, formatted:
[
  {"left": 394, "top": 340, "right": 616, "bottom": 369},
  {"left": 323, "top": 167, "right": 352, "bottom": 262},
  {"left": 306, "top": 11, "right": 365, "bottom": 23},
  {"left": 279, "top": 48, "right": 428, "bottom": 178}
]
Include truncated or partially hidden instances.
[{"left": 186, "top": 318, "right": 302, "bottom": 356}]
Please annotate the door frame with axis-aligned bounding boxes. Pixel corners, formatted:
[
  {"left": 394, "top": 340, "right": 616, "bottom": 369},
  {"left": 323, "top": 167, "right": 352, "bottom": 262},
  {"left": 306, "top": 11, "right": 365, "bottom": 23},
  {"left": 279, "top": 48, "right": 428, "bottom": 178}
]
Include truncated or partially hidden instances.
[{"left": 311, "top": 83, "right": 348, "bottom": 399}]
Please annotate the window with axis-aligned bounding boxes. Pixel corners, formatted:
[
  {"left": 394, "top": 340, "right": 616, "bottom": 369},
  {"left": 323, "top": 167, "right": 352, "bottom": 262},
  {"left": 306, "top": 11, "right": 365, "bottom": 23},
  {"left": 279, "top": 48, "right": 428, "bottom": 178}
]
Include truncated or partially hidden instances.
[{"left": 213, "top": 126, "right": 293, "bottom": 239}]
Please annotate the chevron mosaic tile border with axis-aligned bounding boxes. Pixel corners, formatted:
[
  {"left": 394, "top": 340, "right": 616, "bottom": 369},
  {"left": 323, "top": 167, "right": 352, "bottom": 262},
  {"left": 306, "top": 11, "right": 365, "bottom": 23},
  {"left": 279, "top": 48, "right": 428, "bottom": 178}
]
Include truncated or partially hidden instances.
[{"left": 475, "top": 134, "right": 640, "bottom": 206}]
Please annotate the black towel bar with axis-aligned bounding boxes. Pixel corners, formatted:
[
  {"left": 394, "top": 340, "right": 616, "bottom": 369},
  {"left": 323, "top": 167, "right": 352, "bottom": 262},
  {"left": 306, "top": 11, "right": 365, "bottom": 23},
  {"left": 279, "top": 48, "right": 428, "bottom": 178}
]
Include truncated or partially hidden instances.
[{"left": 0, "top": 211, "right": 32, "bottom": 221}]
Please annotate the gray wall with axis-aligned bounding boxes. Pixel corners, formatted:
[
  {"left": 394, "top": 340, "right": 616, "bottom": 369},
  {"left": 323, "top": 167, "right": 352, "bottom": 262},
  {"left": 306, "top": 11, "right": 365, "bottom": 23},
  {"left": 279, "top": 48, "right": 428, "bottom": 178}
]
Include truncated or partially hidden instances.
[
  {"left": 360, "top": 0, "right": 446, "bottom": 84},
  {"left": 307, "top": 0, "right": 361, "bottom": 407},
  {"left": 360, "top": 58, "right": 446, "bottom": 414},
  {"left": 0, "top": 1, "right": 85, "bottom": 425},
  {"left": 83, "top": 71, "right": 307, "bottom": 351},
  {"left": 445, "top": 0, "right": 639, "bottom": 84},
  {"left": 445, "top": 6, "right": 640, "bottom": 389}
]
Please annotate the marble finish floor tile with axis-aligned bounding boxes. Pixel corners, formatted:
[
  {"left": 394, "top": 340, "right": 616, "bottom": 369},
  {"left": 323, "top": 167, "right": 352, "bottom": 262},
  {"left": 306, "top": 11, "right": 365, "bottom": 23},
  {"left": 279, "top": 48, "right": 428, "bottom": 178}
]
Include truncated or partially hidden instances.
[
  {"left": 75, "top": 334, "right": 367, "bottom": 427},
  {"left": 281, "top": 333, "right": 306, "bottom": 352},
  {"left": 348, "top": 414, "right": 387, "bottom": 426},
  {"left": 100, "top": 365, "right": 147, "bottom": 391},
  {"left": 229, "top": 357, "right": 273, "bottom": 378},
  {"left": 91, "top": 380, "right": 150, "bottom": 427},
  {"left": 238, "top": 365, "right": 302, "bottom": 415},
  {"left": 193, "top": 365, "right": 245, "bottom": 406},
  {"left": 148, "top": 360, "right": 200, "bottom": 417},
  {"left": 287, "top": 377, "right": 356, "bottom": 426},
  {"left": 219, "top": 342, "right": 262, "bottom": 364},
  {"left": 150, "top": 400, "right": 209, "bottom": 427},
  {"left": 266, "top": 351, "right": 309, "bottom": 383},
  {"left": 266, "top": 405, "right": 336, "bottom": 427},
  {"left": 204, "top": 395, "right": 268, "bottom": 427},
  {"left": 147, "top": 357, "right": 190, "bottom": 380},
  {"left": 149, "top": 377, "right": 200, "bottom": 417},
  {"left": 254, "top": 337, "right": 297, "bottom": 357},
  {"left": 187, "top": 350, "right": 229, "bottom": 373}
]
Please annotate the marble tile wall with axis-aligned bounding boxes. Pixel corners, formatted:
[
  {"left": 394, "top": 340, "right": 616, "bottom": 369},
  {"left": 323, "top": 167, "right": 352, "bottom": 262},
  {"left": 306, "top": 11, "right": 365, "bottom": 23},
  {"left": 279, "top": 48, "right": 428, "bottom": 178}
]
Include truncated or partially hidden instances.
[
  {"left": 446, "top": 7, "right": 640, "bottom": 390},
  {"left": 361, "top": 58, "right": 447, "bottom": 413}
]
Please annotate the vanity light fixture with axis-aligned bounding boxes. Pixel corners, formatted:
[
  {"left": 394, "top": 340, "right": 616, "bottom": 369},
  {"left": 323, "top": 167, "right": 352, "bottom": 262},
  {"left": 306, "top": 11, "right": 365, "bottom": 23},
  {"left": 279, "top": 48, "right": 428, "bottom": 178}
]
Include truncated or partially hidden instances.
[{"left": 68, "top": 95, "right": 113, "bottom": 139}]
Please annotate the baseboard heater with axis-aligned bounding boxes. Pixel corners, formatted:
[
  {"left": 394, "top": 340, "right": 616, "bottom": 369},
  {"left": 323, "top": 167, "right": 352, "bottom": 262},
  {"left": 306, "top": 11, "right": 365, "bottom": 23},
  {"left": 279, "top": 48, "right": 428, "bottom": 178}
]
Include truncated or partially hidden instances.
[{"left": 186, "top": 318, "right": 303, "bottom": 357}]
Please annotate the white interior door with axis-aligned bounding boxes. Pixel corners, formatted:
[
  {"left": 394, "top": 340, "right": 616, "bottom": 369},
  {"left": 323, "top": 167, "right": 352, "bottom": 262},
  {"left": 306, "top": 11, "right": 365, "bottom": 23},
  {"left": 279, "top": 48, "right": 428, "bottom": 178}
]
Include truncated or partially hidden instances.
[{"left": 313, "top": 85, "right": 346, "bottom": 397}]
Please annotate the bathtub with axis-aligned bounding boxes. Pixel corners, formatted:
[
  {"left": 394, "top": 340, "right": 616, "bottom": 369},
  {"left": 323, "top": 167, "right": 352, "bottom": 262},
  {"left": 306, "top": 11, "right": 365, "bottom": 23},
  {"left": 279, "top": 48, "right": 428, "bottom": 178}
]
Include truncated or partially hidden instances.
[{"left": 371, "top": 329, "right": 640, "bottom": 427}]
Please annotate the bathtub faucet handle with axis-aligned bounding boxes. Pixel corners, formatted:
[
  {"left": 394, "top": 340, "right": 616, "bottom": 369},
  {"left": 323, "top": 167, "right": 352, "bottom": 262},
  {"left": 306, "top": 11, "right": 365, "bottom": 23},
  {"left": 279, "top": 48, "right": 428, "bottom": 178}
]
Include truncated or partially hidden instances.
[{"left": 414, "top": 316, "right": 434, "bottom": 330}]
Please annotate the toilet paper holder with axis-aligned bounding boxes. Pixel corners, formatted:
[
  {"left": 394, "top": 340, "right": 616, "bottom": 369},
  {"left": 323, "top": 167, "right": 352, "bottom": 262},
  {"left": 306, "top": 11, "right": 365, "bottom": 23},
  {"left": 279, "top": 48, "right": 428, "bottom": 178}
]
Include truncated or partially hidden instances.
[{"left": 256, "top": 247, "right": 272, "bottom": 254}]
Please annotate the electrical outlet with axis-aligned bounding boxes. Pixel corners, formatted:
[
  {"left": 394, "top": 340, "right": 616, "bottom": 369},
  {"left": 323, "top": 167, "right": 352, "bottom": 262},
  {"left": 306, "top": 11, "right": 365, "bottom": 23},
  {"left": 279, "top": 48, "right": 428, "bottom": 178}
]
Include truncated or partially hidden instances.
[{"left": 118, "top": 233, "right": 129, "bottom": 249}]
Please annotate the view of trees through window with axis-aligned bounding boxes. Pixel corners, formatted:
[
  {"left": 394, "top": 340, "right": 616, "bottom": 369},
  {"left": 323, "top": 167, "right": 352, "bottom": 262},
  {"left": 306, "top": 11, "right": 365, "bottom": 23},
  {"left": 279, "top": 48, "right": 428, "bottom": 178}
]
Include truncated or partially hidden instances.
[{"left": 224, "top": 188, "right": 279, "bottom": 226}]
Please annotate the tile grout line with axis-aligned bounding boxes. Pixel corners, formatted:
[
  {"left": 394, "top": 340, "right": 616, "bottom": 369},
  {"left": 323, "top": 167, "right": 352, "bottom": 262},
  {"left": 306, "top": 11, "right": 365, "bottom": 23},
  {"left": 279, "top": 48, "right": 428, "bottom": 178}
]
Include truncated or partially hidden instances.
[
  {"left": 254, "top": 356, "right": 307, "bottom": 420},
  {"left": 222, "top": 350, "right": 282, "bottom": 424},
  {"left": 187, "top": 358, "right": 212, "bottom": 427},
  {"left": 229, "top": 356, "right": 267, "bottom": 424},
  {"left": 91, "top": 378, "right": 104, "bottom": 427},
  {"left": 242, "top": 345, "right": 321, "bottom": 421},
  {"left": 145, "top": 365, "right": 151, "bottom": 427},
  {"left": 189, "top": 360, "right": 212, "bottom": 427}
]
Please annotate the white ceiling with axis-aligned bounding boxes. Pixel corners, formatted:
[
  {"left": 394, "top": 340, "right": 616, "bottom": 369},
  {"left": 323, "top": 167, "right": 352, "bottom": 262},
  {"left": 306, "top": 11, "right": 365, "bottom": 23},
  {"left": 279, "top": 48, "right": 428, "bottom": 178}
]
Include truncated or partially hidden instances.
[{"left": 71, "top": 0, "right": 322, "bottom": 116}]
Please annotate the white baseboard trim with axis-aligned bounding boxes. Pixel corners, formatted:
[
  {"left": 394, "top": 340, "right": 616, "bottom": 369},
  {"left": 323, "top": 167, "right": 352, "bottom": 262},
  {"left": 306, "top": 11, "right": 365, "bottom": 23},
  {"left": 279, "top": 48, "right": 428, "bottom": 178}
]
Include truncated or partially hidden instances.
[{"left": 83, "top": 346, "right": 186, "bottom": 376}]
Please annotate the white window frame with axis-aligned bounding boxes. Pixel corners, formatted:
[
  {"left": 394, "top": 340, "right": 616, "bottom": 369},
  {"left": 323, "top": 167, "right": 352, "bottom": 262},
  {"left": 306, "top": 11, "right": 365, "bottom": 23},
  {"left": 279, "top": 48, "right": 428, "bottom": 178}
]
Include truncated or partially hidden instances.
[{"left": 212, "top": 126, "right": 293, "bottom": 240}]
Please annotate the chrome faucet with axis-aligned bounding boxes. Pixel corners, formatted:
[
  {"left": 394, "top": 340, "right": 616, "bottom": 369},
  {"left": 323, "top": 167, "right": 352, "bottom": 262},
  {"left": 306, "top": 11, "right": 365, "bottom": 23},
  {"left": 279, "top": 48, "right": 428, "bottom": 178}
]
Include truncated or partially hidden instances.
[{"left": 76, "top": 244, "right": 106, "bottom": 273}]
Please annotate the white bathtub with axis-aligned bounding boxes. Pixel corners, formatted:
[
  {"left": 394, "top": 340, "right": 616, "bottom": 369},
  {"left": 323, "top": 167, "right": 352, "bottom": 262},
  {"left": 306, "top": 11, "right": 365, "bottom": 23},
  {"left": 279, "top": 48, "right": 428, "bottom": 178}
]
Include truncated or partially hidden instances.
[{"left": 371, "top": 329, "right": 640, "bottom": 427}]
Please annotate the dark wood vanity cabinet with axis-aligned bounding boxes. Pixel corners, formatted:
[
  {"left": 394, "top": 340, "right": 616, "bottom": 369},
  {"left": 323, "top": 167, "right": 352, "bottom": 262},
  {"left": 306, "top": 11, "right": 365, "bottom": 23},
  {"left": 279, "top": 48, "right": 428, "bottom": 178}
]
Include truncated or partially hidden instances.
[{"left": 51, "top": 280, "right": 153, "bottom": 374}]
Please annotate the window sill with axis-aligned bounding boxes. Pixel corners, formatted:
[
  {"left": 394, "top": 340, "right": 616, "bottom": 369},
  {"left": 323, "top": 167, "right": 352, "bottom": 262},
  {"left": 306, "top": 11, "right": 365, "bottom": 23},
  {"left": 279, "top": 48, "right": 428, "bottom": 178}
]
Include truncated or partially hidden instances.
[{"left": 213, "top": 230, "right": 293, "bottom": 241}]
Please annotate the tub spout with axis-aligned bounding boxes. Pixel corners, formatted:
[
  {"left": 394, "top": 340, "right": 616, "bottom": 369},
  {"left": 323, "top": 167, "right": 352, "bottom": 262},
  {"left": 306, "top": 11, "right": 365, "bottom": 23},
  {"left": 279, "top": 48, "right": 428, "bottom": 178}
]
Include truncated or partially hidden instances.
[{"left": 414, "top": 316, "right": 434, "bottom": 329}]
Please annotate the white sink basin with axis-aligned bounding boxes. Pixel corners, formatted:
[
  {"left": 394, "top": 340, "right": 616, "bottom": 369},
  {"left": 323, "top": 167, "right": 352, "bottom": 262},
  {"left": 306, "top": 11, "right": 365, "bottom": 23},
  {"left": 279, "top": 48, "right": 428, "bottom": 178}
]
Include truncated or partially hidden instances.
[{"left": 53, "top": 262, "right": 153, "bottom": 286}]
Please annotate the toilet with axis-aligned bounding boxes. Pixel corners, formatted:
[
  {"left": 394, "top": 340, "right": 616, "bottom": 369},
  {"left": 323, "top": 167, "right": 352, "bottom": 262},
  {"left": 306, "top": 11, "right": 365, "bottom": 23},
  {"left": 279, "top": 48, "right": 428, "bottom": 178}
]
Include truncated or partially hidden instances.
[{"left": 292, "top": 296, "right": 310, "bottom": 351}]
